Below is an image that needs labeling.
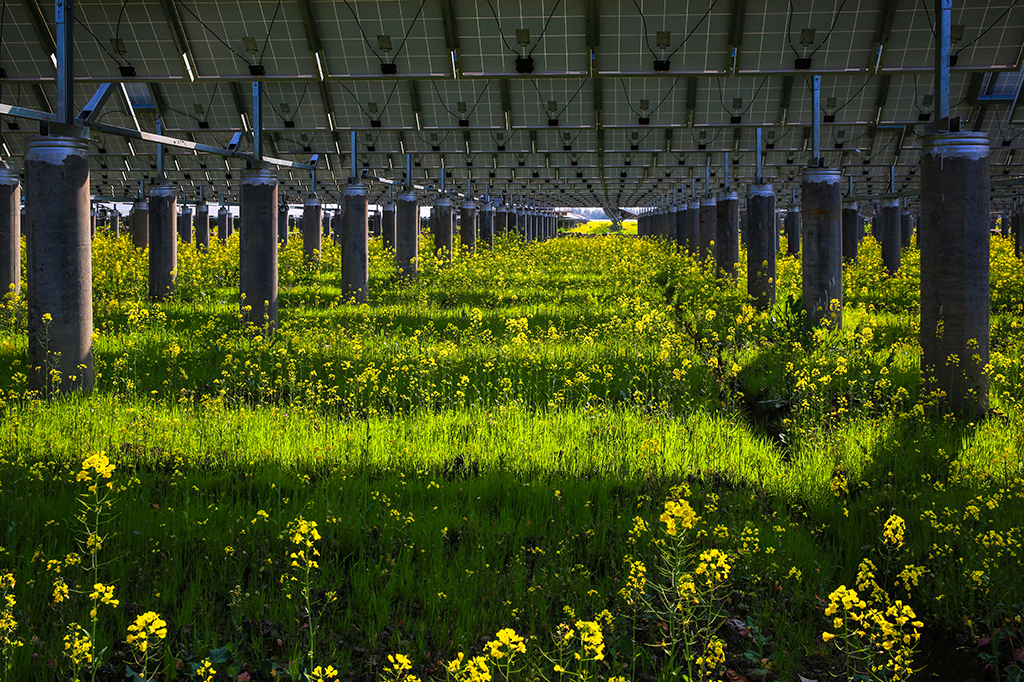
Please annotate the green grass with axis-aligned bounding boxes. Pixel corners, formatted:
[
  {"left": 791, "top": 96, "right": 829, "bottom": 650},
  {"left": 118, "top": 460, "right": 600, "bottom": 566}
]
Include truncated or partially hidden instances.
[{"left": 0, "top": 231, "right": 1022, "bottom": 682}]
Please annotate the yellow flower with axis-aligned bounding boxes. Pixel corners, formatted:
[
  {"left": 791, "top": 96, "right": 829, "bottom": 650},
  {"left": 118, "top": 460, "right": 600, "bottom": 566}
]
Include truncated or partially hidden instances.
[
  {"left": 883, "top": 514, "right": 906, "bottom": 549},
  {"left": 52, "top": 578, "right": 69, "bottom": 604},
  {"left": 822, "top": 631, "right": 835, "bottom": 643},
  {"left": 196, "top": 658, "right": 216, "bottom": 682},
  {"left": 64, "top": 623, "right": 92, "bottom": 666},
  {"left": 126, "top": 611, "right": 168, "bottom": 655}
]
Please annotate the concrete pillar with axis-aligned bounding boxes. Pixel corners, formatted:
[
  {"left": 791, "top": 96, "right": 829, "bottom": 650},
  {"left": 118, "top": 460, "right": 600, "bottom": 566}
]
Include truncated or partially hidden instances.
[
  {"left": 775, "top": 209, "right": 782, "bottom": 254},
  {"left": 178, "top": 206, "right": 192, "bottom": 244},
  {"left": 842, "top": 201, "right": 859, "bottom": 262},
  {"left": 716, "top": 191, "right": 740, "bottom": 278},
  {"left": 149, "top": 184, "right": 177, "bottom": 301},
  {"left": 1000, "top": 211, "right": 1010, "bottom": 238},
  {"left": 747, "top": 184, "right": 776, "bottom": 309},
  {"left": 396, "top": 189, "right": 418, "bottom": 280},
  {"left": 90, "top": 206, "right": 96, "bottom": 239},
  {"left": 303, "top": 196, "right": 322, "bottom": 262},
  {"left": 434, "top": 198, "right": 453, "bottom": 261},
  {"left": 382, "top": 203, "right": 396, "bottom": 251},
  {"left": 217, "top": 206, "right": 229, "bottom": 241},
  {"left": 342, "top": 184, "right": 369, "bottom": 303},
  {"left": 25, "top": 135, "right": 93, "bottom": 395},
  {"left": 195, "top": 203, "right": 210, "bottom": 250},
  {"left": 739, "top": 209, "right": 747, "bottom": 248},
  {"left": 110, "top": 210, "right": 121, "bottom": 238},
  {"left": 920, "top": 131, "right": 990, "bottom": 412},
  {"left": 131, "top": 199, "right": 149, "bottom": 249},
  {"left": 699, "top": 196, "right": 717, "bottom": 264},
  {"left": 496, "top": 206, "right": 508, "bottom": 237},
  {"left": 801, "top": 167, "right": 843, "bottom": 329},
  {"left": 666, "top": 204, "right": 678, "bottom": 245},
  {"left": 785, "top": 208, "right": 801, "bottom": 255},
  {"left": 331, "top": 211, "right": 343, "bottom": 246},
  {"left": 516, "top": 208, "right": 527, "bottom": 240},
  {"left": 1014, "top": 207, "right": 1022, "bottom": 258},
  {"left": 675, "top": 203, "right": 687, "bottom": 251},
  {"left": 0, "top": 165, "right": 21, "bottom": 300},
  {"left": 226, "top": 211, "right": 234, "bottom": 238},
  {"left": 239, "top": 168, "right": 278, "bottom": 330},
  {"left": 901, "top": 210, "right": 912, "bottom": 248},
  {"left": 278, "top": 204, "right": 289, "bottom": 247},
  {"left": 687, "top": 201, "right": 700, "bottom": 255},
  {"left": 369, "top": 211, "right": 381, "bottom": 239},
  {"left": 460, "top": 201, "right": 477, "bottom": 253},
  {"left": 481, "top": 203, "right": 494, "bottom": 249},
  {"left": 879, "top": 198, "right": 901, "bottom": 275},
  {"left": 322, "top": 210, "right": 330, "bottom": 237}
]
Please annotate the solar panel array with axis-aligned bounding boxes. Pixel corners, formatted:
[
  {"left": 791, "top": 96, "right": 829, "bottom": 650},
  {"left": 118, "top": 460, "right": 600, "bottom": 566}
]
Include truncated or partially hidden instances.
[{"left": 0, "top": 0, "right": 1022, "bottom": 210}]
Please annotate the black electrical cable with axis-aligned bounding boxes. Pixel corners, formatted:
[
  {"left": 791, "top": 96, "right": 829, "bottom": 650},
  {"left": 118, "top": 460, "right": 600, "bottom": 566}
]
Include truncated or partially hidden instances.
[
  {"left": 619, "top": 78, "right": 643, "bottom": 117},
  {"left": 163, "top": 104, "right": 204, "bottom": 124},
  {"left": 955, "top": 0, "right": 1021, "bottom": 56},
  {"left": 528, "top": 0, "right": 564, "bottom": 57},
  {"left": 391, "top": 0, "right": 428, "bottom": 62},
  {"left": 808, "top": 0, "right": 850, "bottom": 57},
  {"left": 258, "top": 0, "right": 284, "bottom": 65},
  {"left": 342, "top": 0, "right": 384, "bottom": 63},
  {"left": 555, "top": 79, "right": 588, "bottom": 118},
  {"left": 484, "top": 0, "right": 522, "bottom": 56},
  {"left": 380, "top": 79, "right": 402, "bottom": 117},
  {"left": 650, "top": 77, "right": 682, "bottom": 115},
  {"left": 785, "top": 0, "right": 801, "bottom": 57},
  {"left": 200, "top": 83, "right": 219, "bottom": 126},
  {"left": 175, "top": 1, "right": 254, "bottom": 66},
  {"left": 716, "top": 76, "right": 769, "bottom": 117},
  {"left": 0, "top": 0, "right": 7, "bottom": 68},
  {"left": 430, "top": 80, "right": 463, "bottom": 119},
  {"left": 339, "top": 81, "right": 376, "bottom": 119},
  {"left": 74, "top": 16, "right": 124, "bottom": 67},
  {"left": 830, "top": 73, "right": 875, "bottom": 114},
  {"left": 113, "top": 0, "right": 132, "bottom": 65},
  {"left": 666, "top": 0, "right": 719, "bottom": 59},
  {"left": 630, "top": 0, "right": 658, "bottom": 58},
  {"left": 918, "top": 0, "right": 935, "bottom": 36}
]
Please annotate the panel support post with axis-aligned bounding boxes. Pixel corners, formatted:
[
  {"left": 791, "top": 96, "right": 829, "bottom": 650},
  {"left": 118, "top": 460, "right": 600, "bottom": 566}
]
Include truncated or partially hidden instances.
[
  {"left": 342, "top": 183, "right": 368, "bottom": 302},
  {"left": 801, "top": 166, "right": 843, "bottom": 329},
  {"left": 396, "top": 189, "right": 419, "bottom": 280},
  {"left": 240, "top": 167, "right": 278, "bottom": 330},
  {"left": 919, "top": 131, "right": 989, "bottom": 412},
  {"left": 26, "top": 133, "right": 93, "bottom": 395},
  {"left": 747, "top": 183, "right": 776, "bottom": 309}
]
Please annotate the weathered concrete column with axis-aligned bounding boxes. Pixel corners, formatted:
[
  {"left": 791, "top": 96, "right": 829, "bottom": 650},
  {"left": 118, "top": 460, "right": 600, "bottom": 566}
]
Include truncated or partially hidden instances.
[
  {"left": 396, "top": 189, "right": 418, "bottom": 280},
  {"left": 666, "top": 204, "right": 678, "bottom": 245},
  {"left": 177, "top": 207, "right": 192, "bottom": 244},
  {"left": 331, "top": 211, "right": 343, "bottom": 246},
  {"left": 802, "top": 167, "right": 843, "bottom": 329},
  {"left": 517, "top": 208, "right": 527, "bottom": 239},
  {"left": 0, "top": 165, "right": 21, "bottom": 301},
  {"left": 278, "top": 204, "right": 289, "bottom": 247},
  {"left": 226, "top": 211, "right": 234, "bottom": 238},
  {"left": 239, "top": 169, "right": 278, "bottom": 329},
  {"left": 342, "top": 183, "right": 369, "bottom": 303},
  {"left": 110, "top": 210, "right": 121, "bottom": 238},
  {"left": 675, "top": 203, "right": 687, "bottom": 251},
  {"left": 195, "top": 203, "right": 210, "bottom": 250},
  {"left": 687, "top": 201, "right": 700, "bottom": 255},
  {"left": 920, "top": 131, "right": 990, "bottom": 412},
  {"left": 879, "top": 197, "right": 901, "bottom": 275},
  {"left": 716, "top": 191, "right": 740, "bottom": 278},
  {"left": 460, "top": 201, "right": 477, "bottom": 253},
  {"left": 303, "top": 196, "right": 322, "bottom": 262},
  {"left": 699, "top": 196, "right": 717, "bottom": 264},
  {"left": 90, "top": 206, "right": 96, "bottom": 239},
  {"left": 382, "top": 203, "right": 396, "bottom": 251},
  {"left": 217, "top": 206, "right": 229, "bottom": 241},
  {"left": 130, "top": 199, "right": 149, "bottom": 249},
  {"left": 149, "top": 184, "right": 177, "bottom": 301},
  {"left": 481, "top": 202, "right": 494, "bottom": 249},
  {"left": 369, "top": 211, "right": 381, "bottom": 239},
  {"left": 434, "top": 198, "right": 453, "bottom": 261},
  {"left": 322, "top": 210, "right": 330, "bottom": 236},
  {"left": 1000, "top": 211, "right": 1010, "bottom": 238},
  {"left": 1014, "top": 207, "right": 1022, "bottom": 258},
  {"left": 901, "top": 210, "right": 912, "bottom": 248},
  {"left": 785, "top": 207, "right": 801, "bottom": 255},
  {"left": 747, "top": 184, "right": 776, "bottom": 309},
  {"left": 495, "top": 206, "right": 508, "bottom": 237},
  {"left": 775, "top": 210, "right": 782, "bottom": 254},
  {"left": 739, "top": 209, "right": 748, "bottom": 248},
  {"left": 842, "top": 201, "right": 859, "bottom": 262},
  {"left": 25, "top": 135, "right": 93, "bottom": 395}
]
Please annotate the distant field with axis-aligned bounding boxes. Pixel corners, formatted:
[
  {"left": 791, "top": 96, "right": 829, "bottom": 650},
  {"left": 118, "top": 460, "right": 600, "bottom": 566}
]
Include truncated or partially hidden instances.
[
  {"left": 0, "top": 231, "right": 1021, "bottom": 682},
  {"left": 564, "top": 220, "right": 638, "bottom": 234}
]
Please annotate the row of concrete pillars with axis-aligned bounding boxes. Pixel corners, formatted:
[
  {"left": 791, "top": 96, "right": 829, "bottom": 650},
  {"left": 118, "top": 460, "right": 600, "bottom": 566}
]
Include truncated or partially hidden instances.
[
  {"left": 1, "top": 135, "right": 566, "bottom": 398},
  {"left": 637, "top": 132, "right": 992, "bottom": 413}
]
